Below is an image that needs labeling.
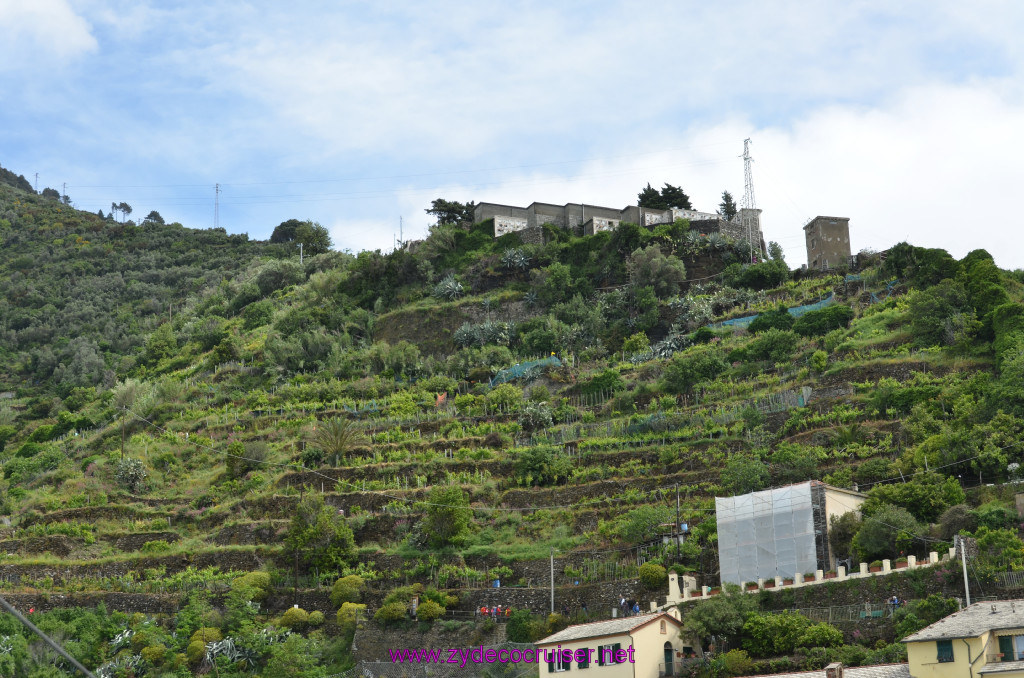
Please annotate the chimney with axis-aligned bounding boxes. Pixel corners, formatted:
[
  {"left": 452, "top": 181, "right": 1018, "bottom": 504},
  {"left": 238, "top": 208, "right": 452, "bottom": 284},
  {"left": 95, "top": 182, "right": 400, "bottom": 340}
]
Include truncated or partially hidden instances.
[{"left": 825, "top": 662, "right": 843, "bottom": 678}]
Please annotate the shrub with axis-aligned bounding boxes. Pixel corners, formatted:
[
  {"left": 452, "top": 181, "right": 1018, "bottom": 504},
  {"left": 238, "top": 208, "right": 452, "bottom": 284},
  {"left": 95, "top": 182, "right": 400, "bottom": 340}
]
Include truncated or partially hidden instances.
[
  {"left": 308, "top": 610, "right": 325, "bottom": 627},
  {"left": 285, "top": 493, "right": 356, "bottom": 571},
  {"left": 662, "top": 345, "right": 728, "bottom": 394},
  {"left": 745, "top": 329, "right": 798, "bottom": 363},
  {"left": 330, "top": 575, "right": 365, "bottom": 607},
  {"left": 417, "top": 599, "right": 445, "bottom": 622},
  {"left": 581, "top": 368, "right": 624, "bottom": 395},
  {"left": 717, "top": 649, "right": 752, "bottom": 676},
  {"left": 189, "top": 627, "right": 222, "bottom": 645},
  {"left": 638, "top": 562, "right": 667, "bottom": 590},
  {"left": 115, "top": 458, "right": 148, "bottom": 493},
  {"left": 140, "top": 539, "right": 171, "bottom": 553},
  {"left": 748, "top": 306, "right": 794, "bottom": 334},
  {"left": 793, "top": 305, "right": 854, "bottom": 337},
  {"left": 232, "top": 571, "right": 272, "bottom": 602},
  {"left": 242, "top": 300, "right": 274, "bottom": 329},
  {"left": 742, "top": 611, "right": 812, "bottom": 657},
  {"left": 798, "top": 623, "right": 844, "bottom": 648},
  {"left": 374, "top": 601, "right": 409, "bottom": 627},
  {"left": 186, "top": 640, "right": 207, "bottom": 665},
  {"left": 141, "top": 644, "right": 167, "bottom": 665},
  {"left": 279, "top": 606, "right": 310, "bottom": 630},
  {"left": 810, "top": 349, "right": 829, "bottom": 373}
]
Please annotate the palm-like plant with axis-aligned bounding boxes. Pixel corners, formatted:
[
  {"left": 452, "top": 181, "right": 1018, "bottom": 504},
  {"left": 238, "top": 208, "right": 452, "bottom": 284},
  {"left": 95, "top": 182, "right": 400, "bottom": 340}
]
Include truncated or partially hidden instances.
[{"left": 310, "top": 418, "right": 368, "bottom": 466}]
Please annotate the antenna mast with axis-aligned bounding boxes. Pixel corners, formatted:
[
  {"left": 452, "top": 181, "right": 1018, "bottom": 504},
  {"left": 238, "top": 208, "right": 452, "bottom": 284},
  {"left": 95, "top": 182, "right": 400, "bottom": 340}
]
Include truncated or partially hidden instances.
[
  {"left": 741, "top": 138, "right": 762, "bottom": 263},
  {"left": 742, "top": 138, "right": 756, "bottom": 211},
  {"left": 214, "top": 183, "right": 220, "bottom": 229}
]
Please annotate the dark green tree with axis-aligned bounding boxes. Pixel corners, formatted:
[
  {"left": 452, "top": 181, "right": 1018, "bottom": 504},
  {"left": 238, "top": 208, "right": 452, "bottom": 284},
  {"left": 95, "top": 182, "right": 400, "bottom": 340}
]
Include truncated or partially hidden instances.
[
  {"left": 142, "top": 210, "right": 165, "bottom": 225},
  {"left": 285, "top": 494, "right": 356, "bottom": 571},
  {"left": 295, "top": 221, "right": 332, "bottom": 255},
  {"left": 720, "top": 454, "right": 769, "bottom": 494},
  {"left": 637, "top": 183, "right": 662, "bottom": 209},
  {"left": 422, "top": 485, "right": 472, "bottom": 547},
  {"left": 659, "top": 183, "right": 692, "bottom": 209},
  {"left": 426, "top": 198, "right": 476, "bottom": 225},
  {"left": 271, "top": 218, "right": 304, "bottom": 243},
  {"left": 719, "top": 191, "right": 738, "bottom": 219}
]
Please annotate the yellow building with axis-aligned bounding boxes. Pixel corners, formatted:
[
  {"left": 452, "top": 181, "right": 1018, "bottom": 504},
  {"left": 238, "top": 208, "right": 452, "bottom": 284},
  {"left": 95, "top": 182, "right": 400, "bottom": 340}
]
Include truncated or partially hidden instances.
[
  {"left": 902, "top": 599, "right": 1024, "bottom": 678},
  {"left": 535, "top": 610, "right": 698, "bottom": 678}
]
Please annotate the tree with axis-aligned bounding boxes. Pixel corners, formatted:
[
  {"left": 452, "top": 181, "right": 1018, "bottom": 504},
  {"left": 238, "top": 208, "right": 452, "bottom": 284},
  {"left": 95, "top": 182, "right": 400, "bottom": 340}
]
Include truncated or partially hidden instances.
[
  {"left": 908, "top": 279, "right": 977, "bottom": 348},
  {"left": 768, "top": 241, "right": 785, "bottom": 262},
  {"left": 271, "top": 218, "right": 304, "bottom": 243},
  {"left": 295, "top": 220, "right": 332, "bottom": 255},
  {"left": 852, "top": 503, "right": 923, "bottom": 562},
  {"left": 285, "top": 494, "right": 356, "bottom": 571},
  {"left": 720, "top": 454, "right": 769, "bottom": 494},
  {"left": 142, "top": 210, "right": 165, "bottom": 225},
  {"left": 421, "top": 485, "right": 472, "bottom": 547},
  {"left": 637, "top": 183, "right": 691, "bottom": 210},
  {"left": 637, "top": 183, "right": 662, "bottom": 209},
  {"left": 828, "top": 512, "right": 861, "bottom": 563},
  {"left": 681, "top": 584, "right": 757, "bottom": 644},
  {"left": 41, "top": 187, "right": 60, "bottom": 200},
  {"left": 719, "top": 191, "right": 738, "bottom": 220},
  {"left": 659, "top": 183, "right": 692, "bottom": 210},
  {"left": 426, "top": 198, "right": 476, "bottom": 225},
  {"left": 263, "top": 635, "right": 327, "bottom": 678},
  {"left": 627, "top": 245, "right": 687, "bottom": 298},
  {"left": 309, "top": 418, "right": 368, "bottom": 466}
]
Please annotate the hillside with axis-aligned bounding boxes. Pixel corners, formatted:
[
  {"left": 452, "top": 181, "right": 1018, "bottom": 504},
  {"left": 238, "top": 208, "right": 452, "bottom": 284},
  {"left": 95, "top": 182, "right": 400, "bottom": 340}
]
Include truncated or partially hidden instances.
[{"left": 0, "top": 171, "right": 1023, "bottom": 677}]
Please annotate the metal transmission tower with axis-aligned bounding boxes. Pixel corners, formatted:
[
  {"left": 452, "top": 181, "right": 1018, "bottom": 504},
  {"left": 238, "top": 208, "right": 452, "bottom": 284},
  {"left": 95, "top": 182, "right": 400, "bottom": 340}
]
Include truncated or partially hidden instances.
[
  {"left": 742, "top": 138, "right": 756, "bottom": 211},
  {"left": 214, "top": 183, "right": 220, "bottom": 229},
  {"left": 741, "top": 138, "right": 762, "bottom": 262}
]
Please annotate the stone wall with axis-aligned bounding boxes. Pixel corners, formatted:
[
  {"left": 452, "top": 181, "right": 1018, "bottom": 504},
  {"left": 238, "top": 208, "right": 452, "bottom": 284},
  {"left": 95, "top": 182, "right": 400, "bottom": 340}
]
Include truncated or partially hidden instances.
[{"left": 352, "top": 619, "right": 507, "bottom": 662}]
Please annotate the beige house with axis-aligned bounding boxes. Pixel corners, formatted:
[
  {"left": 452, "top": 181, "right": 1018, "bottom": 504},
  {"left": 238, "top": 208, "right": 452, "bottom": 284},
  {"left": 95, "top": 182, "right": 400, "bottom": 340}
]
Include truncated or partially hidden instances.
[
  {"left": 736, "top": 663, "right": 908, "bottom": 678},
  {"left": 902, "top": 600, "right": 1024, "bottom": 678},
  {"left": 535, "top": 610, "right": 698, "bottom": 678}
]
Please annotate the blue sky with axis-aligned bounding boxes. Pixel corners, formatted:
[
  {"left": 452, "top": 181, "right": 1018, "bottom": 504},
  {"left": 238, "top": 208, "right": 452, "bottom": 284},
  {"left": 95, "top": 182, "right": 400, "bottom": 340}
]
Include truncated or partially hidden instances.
[{"left": 2, "top": 0, "right": 1023, "bottom": 268}]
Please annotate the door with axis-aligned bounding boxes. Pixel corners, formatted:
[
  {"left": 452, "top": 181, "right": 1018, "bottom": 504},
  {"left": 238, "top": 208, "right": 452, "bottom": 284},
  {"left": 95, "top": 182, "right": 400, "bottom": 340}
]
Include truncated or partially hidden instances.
[{"left": 664, "top": 642, "right": 674, "bottom": 677}]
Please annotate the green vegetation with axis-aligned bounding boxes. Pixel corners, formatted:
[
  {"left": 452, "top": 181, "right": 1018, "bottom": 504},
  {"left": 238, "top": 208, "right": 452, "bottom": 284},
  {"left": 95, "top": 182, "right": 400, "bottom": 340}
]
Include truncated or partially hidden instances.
[{"left": 0, "top": 166, "right": 1022, "bottom": 676}]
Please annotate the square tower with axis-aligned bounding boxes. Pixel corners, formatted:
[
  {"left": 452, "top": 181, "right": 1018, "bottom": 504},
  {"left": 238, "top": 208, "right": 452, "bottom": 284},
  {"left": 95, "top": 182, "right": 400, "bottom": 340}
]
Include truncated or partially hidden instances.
[{"left": 804, "top": 216, "right": 851, "bottom": 270}]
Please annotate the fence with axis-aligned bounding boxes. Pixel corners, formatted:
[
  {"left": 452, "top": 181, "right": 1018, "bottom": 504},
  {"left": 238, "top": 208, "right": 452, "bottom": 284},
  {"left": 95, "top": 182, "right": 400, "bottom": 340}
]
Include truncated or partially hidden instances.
[
  {"left": 711, "top": 292, "right": 835, "bottom": 328},
  {"left": 996, "top": 571, "right": 1024, "bottom": 589},
  {"left": 790, "top": 600, "right": 907, "bottom": 623}
]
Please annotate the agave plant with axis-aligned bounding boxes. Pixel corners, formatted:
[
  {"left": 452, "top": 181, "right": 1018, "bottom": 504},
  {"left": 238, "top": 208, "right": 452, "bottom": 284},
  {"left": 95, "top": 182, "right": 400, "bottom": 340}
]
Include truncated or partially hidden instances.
[{"left": 432, "top": 273, "right": 463, "bottom": 301}]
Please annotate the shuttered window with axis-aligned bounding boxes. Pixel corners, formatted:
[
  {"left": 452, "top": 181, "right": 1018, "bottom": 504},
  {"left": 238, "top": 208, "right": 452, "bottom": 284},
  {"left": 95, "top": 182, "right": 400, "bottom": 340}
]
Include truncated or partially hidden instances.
[{"left": 936, "top": 640, "right": 954, "bottom": 663}]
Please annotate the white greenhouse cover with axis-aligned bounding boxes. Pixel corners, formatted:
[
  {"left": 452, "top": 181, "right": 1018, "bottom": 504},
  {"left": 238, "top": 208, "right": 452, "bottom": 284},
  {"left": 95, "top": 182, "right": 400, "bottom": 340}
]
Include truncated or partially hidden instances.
[{"left": 716, "top": 481, "right": 818, "bottom": 586}]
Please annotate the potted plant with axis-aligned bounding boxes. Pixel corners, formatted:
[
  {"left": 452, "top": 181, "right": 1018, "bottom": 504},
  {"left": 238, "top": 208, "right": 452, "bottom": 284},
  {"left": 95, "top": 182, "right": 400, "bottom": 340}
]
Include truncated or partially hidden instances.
[
  {"left": 745, "top": 582, "right": 759, "bottom": 591},
  {"left": 783, "top": 577, "right": 794, "bottom": 586},
  {"left": 894, "top": 557, "right": 908, "bottom": 569},
  {"left": 764, "top": 580, "right": 776, "bottom": 588},
  {"left": 824, "top": 569, "right": 837, "bottom": 579},
  {"left": 709, "top": 587, "right": 721, "bottom": 595},
  {"left": 803, "top": 572, "right": 817, "bottom": 582},
  {"left": 869, "top": 560, "right": 883, "bottom": 572}
]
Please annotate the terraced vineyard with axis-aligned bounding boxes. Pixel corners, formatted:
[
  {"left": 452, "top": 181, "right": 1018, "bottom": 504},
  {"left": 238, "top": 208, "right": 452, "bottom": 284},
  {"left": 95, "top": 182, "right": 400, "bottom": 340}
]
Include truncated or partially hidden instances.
[{"left": 1, "top": 175, "right": 1023, "bottom": 676}]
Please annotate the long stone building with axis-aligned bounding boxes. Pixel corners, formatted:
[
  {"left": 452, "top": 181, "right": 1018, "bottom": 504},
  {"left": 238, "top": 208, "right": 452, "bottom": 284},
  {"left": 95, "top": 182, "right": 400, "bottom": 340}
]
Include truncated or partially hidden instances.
[{"left": 473, "top": 201, "right": 766, "bottom": 252}]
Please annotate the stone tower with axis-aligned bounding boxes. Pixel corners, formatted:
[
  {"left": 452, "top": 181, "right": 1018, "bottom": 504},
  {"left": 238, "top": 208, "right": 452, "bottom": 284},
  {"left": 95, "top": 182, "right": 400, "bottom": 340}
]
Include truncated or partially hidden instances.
[{"left": 804, "top": 216, "right": 851, "bottom": 270}]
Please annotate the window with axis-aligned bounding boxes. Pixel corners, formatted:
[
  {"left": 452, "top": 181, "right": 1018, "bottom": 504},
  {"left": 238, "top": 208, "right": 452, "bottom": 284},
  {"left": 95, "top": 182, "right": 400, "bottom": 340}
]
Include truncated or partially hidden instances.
[
  {"left": 597, "top": 643, "right": 622, "bottom": 666},
  {"left": 577, "top": 649, "right": 589, "bottom": 669},
  {"left": 936, "top": 640, "right": 954, "bottom": 663},
  {"left": 548, "top": 651, "right": 571, "bottom": 673},
  {"left": 660, "top": 620, "right": 667, "bottom": 634}
]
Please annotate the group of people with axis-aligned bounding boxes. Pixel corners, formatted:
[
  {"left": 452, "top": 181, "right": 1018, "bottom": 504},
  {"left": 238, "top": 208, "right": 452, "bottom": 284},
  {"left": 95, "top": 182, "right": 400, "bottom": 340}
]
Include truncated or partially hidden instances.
[
  {"left": 619, "top": 597, "right": 641, "bottom": 617},
  {"left": 887, "top": 595, "right": 902, "bottom": 611},
  {"left": 478, "top": 605, "right": 512, "bottom": 618}
]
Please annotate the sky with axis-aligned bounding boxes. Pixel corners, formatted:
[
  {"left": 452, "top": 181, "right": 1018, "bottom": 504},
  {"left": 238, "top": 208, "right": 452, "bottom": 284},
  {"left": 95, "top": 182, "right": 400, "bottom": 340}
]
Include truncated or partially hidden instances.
[{"left": 1, "top": 0, "right": 1023, "bottom": 269}]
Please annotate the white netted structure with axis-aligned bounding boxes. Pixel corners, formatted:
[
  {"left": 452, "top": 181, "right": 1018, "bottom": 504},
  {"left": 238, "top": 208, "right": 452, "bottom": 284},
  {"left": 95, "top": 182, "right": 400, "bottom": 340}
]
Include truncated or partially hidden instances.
[{"left": 716, "top": 481, "right": 820, "bottom": 586}]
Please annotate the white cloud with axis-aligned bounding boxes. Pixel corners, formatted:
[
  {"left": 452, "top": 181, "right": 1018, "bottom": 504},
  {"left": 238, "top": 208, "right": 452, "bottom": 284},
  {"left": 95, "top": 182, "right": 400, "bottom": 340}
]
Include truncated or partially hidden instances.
[
  {"left": 0, "top": 0, "right": 97, "bottom": 67},
  {"left": 405, "top": 81, "right": 1024, "bottom": 270}
]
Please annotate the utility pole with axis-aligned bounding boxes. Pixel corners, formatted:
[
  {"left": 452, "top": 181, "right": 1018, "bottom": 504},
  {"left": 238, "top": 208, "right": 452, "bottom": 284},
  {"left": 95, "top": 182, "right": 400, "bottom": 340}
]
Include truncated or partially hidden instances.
[
  {"left": 62, "top": 182, "right": 67, "bottom": 203},
  {"left": 299, "top": 242, "right": 304, "bottom": 266},
  {"left": 34, "top": 172, "right": 38, "bottom": 192},
  {"left": 675, "top": 483, "right": 681, "bottom": 562},
  {"left": 550, "top": 547, "right": 555, "bottom": 614},
  {"left": 120, "top": 407, "right": 125, "bottom": 461},
  {"left": 957, "top": 535, "right": 971, "bottom": 606},
  {"left": 214, "top": 183, "right": 220, "bottom": 229}
]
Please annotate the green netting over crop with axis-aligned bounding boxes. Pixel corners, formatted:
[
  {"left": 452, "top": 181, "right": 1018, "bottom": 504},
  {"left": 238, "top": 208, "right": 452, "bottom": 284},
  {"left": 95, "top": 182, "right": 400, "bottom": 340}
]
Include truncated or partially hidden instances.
[
  {"left": 489, "top": 356, "right": 562, "bottom": 386},
  {"left": 712, "top": 293, "right": 835, "bottom": 328}
]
